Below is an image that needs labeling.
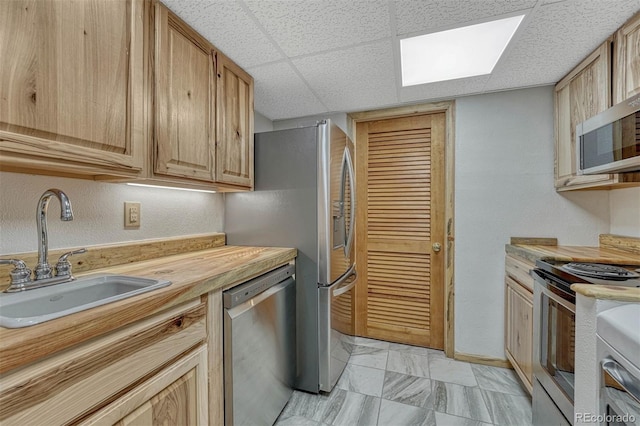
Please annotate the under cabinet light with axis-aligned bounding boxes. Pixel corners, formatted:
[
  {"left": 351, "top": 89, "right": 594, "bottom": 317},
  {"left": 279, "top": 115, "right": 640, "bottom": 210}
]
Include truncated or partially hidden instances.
[
  {"left": 126, "top": 183, "right": 217, "bottom": 193},
  {"left": 400, "top": 15, "right": 524, "bottom": 86}
]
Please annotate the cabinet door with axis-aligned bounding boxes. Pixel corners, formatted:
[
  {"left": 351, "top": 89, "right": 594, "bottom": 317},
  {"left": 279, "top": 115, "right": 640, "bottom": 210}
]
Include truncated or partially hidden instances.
[
  {"left": 505, "top": 276, "right": 533, "bottom": 393},
  {"left": 0, "top": 0, "right": 145, "bottom": 176},
  {"left": 554, "top": 42, "right": 615, "bottom": 190},
  {"left": 1, "top": 300, "right": 207, "bottom": 425},
  {"left": 81, "top": 345, "right": 209, "bottom": 426},
  {"left": 155, "top": 4, "right": 215, "bottom": 182},
  {"left": 614, "top": 12, "right": 640, "bottom": 104},
  {"left": 216, "top": 52, "right": 254, "bottom": 188}
]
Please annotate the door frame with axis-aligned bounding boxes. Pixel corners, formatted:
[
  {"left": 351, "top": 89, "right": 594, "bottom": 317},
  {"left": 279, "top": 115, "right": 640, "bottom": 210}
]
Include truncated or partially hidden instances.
[{"left": 348, "top": 101, "right": 455, "bottom": 357}]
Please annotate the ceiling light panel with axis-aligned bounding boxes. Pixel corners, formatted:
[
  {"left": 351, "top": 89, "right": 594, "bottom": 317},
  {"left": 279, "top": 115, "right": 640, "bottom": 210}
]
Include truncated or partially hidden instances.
[{"left": 400, "top": 15, "right": 524, "bottom": 86}]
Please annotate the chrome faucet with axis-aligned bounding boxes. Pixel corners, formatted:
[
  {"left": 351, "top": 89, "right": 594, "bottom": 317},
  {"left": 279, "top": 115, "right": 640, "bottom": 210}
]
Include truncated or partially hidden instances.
[
  {"left": 0, "top": 189, "right": 86, "bottom": 292},
  {"left": 34, "top": 189, "right": 74, "bottom": 280}
]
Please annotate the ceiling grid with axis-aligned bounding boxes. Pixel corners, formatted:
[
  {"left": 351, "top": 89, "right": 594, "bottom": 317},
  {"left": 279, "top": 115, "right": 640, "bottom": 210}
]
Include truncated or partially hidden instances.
[{"left": 161, "top": 0, "right": 640, "bottom": 120}]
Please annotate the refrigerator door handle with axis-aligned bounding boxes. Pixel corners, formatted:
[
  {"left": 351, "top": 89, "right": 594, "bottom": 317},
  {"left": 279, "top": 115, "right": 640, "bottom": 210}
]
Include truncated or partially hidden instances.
[
  {"left": 343, "top": 147, "right": 356, "bottom": 258},
  {"left": 330, "top": 264, "right": 356, "bottom": 290},
  {"left": 333, "top": 270, "right": 357, "bottom": 297}
]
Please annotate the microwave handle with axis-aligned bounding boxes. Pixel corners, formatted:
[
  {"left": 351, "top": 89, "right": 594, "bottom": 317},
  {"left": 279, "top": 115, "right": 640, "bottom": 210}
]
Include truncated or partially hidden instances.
[{"left": 575, "top": 122, "right": 583, "bottom": 176}]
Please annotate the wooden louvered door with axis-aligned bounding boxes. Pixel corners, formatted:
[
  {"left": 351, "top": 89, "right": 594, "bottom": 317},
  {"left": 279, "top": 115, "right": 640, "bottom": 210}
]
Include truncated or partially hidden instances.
[{"left": 355, "top": 113, "right": 445, "bottom": 349}]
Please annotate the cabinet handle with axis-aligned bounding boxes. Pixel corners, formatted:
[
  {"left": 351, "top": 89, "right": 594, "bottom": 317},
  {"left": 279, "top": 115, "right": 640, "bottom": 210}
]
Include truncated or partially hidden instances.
[{"left": 433, "top": 242, "right": 441, "bottom": 252}]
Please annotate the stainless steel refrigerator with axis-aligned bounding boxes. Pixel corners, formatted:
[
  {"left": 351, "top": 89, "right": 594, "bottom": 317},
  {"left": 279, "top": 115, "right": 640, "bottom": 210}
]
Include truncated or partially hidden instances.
[{"left": 225, "top": 119, "right": 356, "bottom": 393}]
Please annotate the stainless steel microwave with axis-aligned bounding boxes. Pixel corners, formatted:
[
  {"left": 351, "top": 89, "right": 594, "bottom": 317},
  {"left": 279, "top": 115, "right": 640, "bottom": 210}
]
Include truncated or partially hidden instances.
[{"left": 577, "top": 93, "right": 640, "bottom": 175}]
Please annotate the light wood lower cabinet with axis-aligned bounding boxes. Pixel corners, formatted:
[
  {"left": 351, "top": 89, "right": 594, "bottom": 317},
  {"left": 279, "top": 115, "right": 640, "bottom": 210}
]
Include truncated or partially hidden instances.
[
  {"left": 0, "top": 299, "right": 208, "bottom": 425},
  {"left": 81, "top": 345, "right": 209, "bottom": 425},
  {"left": 206, "top": 288, "right": 225, "bottom": 423},
  {"left": 504, "top": 255, "right": 534, "bottom": 394}
]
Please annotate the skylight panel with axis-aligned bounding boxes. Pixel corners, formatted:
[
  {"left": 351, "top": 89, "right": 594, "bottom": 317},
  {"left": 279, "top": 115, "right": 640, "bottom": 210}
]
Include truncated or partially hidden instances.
[{"left": 400, "top": 15, "right": 524, "bottom": 86}]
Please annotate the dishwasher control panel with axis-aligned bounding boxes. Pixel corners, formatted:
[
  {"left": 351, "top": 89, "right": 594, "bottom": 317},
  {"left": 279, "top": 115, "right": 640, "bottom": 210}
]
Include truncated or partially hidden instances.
[{"left": 223, "top": 264, "right": 295, "bottom": 308}]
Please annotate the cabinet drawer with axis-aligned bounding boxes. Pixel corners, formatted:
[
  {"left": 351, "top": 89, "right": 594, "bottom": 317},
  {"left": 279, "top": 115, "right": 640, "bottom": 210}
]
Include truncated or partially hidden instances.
[
  {"left": 79, "top": 345, "right": 209, "bottom": 425},
  {"left": 505, "top": 255, "right": 535, "bottom": 292},
  {"left": 0, "top": 299, "right": 206, "bottom": 425}
]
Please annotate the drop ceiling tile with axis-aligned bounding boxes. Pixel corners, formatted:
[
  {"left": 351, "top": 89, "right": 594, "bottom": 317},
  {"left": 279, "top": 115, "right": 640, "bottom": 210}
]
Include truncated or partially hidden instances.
[
  {"left": 484, "top": 0, "right": 640, "bottom": 91},
  {"left": 292, "top": 40, "right": 398, "bottom": 112},
  {"left": 400, "top": 75, "right": 491, "bottom": 103},
  {"left": 393, "top": 0, "right": 536, "bottom": 36},
  {"left": 244, "top": 0, "right": 391, "bottom": 57},
  {"left": 248, "top": 62, "right": 328, "bottom": 120},
  {"left": 160, "top": 0, "right": 282, "bottom": 69}
]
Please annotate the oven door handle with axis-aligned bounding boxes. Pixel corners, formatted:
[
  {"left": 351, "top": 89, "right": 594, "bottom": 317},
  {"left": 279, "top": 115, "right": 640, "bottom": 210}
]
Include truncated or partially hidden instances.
[{"left": 602, "top": 358, "right": 640, "bottom": 404}]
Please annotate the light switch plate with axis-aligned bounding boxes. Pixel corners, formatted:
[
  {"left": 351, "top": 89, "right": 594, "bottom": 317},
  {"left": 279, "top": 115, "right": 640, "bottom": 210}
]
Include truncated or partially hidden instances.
[{"left": 124, "top": 202, "right": 141, "bottom": 228}]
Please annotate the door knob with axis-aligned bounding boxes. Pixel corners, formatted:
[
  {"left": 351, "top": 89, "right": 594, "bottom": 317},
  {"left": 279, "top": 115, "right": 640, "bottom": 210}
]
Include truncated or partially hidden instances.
[{"left": 432, "top": 242, "right": 441, "bottom": 252}]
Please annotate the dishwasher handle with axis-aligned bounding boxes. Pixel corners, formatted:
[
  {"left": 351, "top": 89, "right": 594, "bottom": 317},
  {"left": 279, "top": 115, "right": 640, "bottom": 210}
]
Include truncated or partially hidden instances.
[{"left": 223, "top": 264, "right": 295, "bottom": 308}]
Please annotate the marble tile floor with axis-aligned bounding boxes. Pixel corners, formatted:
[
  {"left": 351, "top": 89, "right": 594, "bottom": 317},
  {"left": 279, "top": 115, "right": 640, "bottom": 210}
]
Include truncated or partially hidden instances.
[{"left": 275, "top": 337, "right": 532, "bottom": 426}]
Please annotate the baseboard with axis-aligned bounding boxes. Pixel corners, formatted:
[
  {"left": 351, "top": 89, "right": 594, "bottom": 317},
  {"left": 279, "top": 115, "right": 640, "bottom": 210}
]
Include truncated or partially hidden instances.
[{"left": 453, "top": 352, "right": 513, "bottom": 369}]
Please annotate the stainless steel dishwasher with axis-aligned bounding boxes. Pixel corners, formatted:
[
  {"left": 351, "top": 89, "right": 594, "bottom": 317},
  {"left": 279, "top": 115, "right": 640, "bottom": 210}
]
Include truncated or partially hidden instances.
[{"left": 223, "top": 264, "right": 296, "bottom": 426}]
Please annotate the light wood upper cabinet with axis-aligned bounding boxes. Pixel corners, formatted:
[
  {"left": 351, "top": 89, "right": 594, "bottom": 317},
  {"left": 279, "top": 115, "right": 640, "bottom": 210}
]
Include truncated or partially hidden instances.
[
  {"left": 154, "top": 3, "right": 216, "bottom": 183},
  {"left": 216, "top": 52, "right": 254, "bottom": 188},
  {"left": 614, "top": 12, "right": 640, "bottom": 104},
  {"left": 1, "top": 0, "right": 255, "bottom": 190},
  {"left": 554, "top": 42, "right": 615, "bottom": 190},
  {"left": 554, "top": 16, "right": 640, "bottom": 192},
  {"left": 0, "top": 0, "right": 146, "bottom": 177}
]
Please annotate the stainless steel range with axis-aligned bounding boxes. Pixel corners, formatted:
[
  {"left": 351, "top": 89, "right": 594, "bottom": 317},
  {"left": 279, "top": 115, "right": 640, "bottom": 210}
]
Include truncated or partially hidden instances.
[{"left": 531, "top": 260, "right": 640, "bottom": 426}]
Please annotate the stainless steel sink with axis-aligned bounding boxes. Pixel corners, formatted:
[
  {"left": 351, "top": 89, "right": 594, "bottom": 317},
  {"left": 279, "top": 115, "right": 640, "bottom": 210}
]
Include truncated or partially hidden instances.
[{"left": 0, "top": 274, "right": 171, "bottom": 328}]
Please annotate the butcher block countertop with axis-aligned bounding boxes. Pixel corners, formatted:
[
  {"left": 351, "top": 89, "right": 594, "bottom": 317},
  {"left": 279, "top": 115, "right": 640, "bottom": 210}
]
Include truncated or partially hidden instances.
[
  {"left": 506, "top": 235, "right": 640, "bottom": 303},
  {"left": 505, "top": 244, "right": 640, "bottom": 265},
  {"left": 570, "top": 283, "right": 640, "bottom": 303},
  {"left": 0, "top": 245, "right": 297, "bottom": 374}
]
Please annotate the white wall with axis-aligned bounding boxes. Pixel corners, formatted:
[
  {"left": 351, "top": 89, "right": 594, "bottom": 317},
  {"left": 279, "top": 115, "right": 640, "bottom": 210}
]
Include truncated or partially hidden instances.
[
  {"left": 0, "top": 172, "right": 224, "bottom": 255},
  {"left": 454, "top": 86, "right": 611, "bottom": 359},
  {"left": 254, "top": 111, "right": 274, "bottom": 133},
  {"left": 609, "top": 187, "right": 640, "bottom": 237}
]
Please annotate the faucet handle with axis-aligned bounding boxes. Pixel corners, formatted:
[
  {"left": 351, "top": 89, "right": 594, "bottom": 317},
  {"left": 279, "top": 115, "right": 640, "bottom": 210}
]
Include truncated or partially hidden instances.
[
  {"left": 0, "top": 259, "right": 32, "bottom": 289},
  {"left": 55, "top": 249, "right": 87, "bottom": 277}
]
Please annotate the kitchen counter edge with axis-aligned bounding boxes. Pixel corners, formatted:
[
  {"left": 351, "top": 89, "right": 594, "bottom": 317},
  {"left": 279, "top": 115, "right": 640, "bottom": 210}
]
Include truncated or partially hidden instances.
[
  {"left": 0, "top": 245, "right": 297, "bottom": 374},
  {"left": 570, "top": 283, "right": 640, "bottom": 303}
]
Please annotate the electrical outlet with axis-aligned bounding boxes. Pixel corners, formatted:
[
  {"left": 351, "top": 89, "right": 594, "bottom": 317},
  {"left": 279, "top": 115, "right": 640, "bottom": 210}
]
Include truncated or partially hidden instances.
[{"left": 124, "top": 202, "right": 141, "bottom": 228}]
